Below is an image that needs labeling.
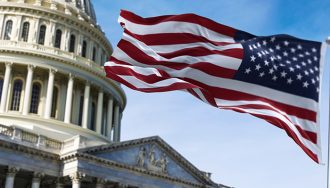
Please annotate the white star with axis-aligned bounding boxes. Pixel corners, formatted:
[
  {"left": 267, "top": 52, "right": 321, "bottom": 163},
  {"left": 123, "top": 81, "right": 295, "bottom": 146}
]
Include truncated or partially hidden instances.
[
  {"left": 272, "top": 75, "right": 278, "bottom": 81},
  {"left": 257, "top": 42, "right": 261, "bottom": 47},
  {"left": 249, "top": 45, "right": 253, "bottom": 51},
  {"left": 257, "top": 52, "right": 262, "bottom": 57},
  {"left": 311, "top": 78, "right": 316, "bottom": 84},
  {"left": 317, "top": 87, "right": 320, "bottom": 93},
  {"left": 270, "top": 56, "right": 276, "bottom": 61},
  {"left": 283, "top": 51, "right": 288, "bottom": 56},
  {"left": 290, "top": 48, "right": 296, "bottom": 53},
  {"left": 255, "top": 64, "right": 261, "bottom": 71},
  {"left": 269, "top": 68, "right": 274, "bottom": 74},
  {"left": 297, "top": 44, "right": 302, "bottom": 50},
  {"left": 307, "top": 59, "right": 312, "bottom": 64},
  {"left": 259, "top": 72, "right": 265, "bottom": 77},
  {"left": 292, "top": 57, "right": 298, "bottom": 61},
  {"left": 286, "top": 60, "right": 291, "bottom": 64},
  {"left": 262, "top": 40, "right": 267, "bottom": 46},
  {"left": 261, "top": 51, "right": 266, "bottom": 55},
  {"left": 284, "top": 41, "right": 289, "bottom": 46},
  {"left": 264, "top": 60, "right": 270, "bottom": 66},
  {"left": 253, "top": 44, "right": 257, "bottom": 49},
  {"left": 250, "top": 55, "right": 256, "bottom": 62},
  {"left": 304, "top": 70, "right": 309, "bottom": 76},
  {"left": 289, "top": 67, "right": 295, "bottom": 72},
  {"left": 301, "top": 62, "right": 306, "bottom": 66},
  {"left": 303, "top": 81, "right": 309, "bottom": 88},
  {"left": 314, "top": 56, "right": 318, "bottom": 61},
  {"left": 312, "top": 48, "right": 317, "bottom": 52},
  {"left": 280, "top": 71, "right": 287, "bottom": 78},
  {"left": 298, "top": 54, "right": 304, "bottom": 58},
  {"left": 245, "top": 68, "right": 251, "bottom": 74},
  {"left": 270, "top": 37, "right": 276, "bottom": 42},
  {"left": 316, "top": 76, "right": 319, "bottom": 81},
  {"left": 295, "top": 65, "right": 301, "bottom": 69},
  {"left": 305, "top": 51, "right": 311, "bottom": 56},
  {"left": 287, "top": 78, "right": 293, "bottom": 84},
  {"left": 269, "top": 48, "right": 274, "bottom": 53},
  {"left": 273, "top": 64, "right": 278, "bottom": 70},
  {"left": 276, "top": 55, "right": 282, "bottom": 60},
  {"left": 314, "top": 66, "right": 319, "bottom": 71},
  {"left": 276, "top": 45, "right": 281, "bottom": 50},
  {"left": 297, "top": 74, "right": 302, "bottom": 80},
  {"left": 309, "top": 69, "right": 314, "bottom": 74}
]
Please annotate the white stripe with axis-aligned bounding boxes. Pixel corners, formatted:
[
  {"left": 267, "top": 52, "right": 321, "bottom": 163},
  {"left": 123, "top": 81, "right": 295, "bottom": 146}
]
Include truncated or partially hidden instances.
[
  {"left": 119, "top": 75, "right": 189, "bottom": 89},
  {"left": 221, "top": 107, "right": 321, "bottom": 154},
  {"left": 122, "top": 33, "right": 242, "bottom": 70},
  {"left": 110, "top": 48, "right": 318, "bottom": 111},
  {"left": 150, "top": 42, "right": 243, "bottom": 54},
  {"left": 119, "top": 16, "right": 235, "bottom": 43},
  {"left": 105, "top": 61, "right": 163, "bottom": 77},
  {"left": 214, "top": 98, "right": 318, "bottom": 133},
  {"left": 192, "top": 88, "right": 210, "bottom": 105}
]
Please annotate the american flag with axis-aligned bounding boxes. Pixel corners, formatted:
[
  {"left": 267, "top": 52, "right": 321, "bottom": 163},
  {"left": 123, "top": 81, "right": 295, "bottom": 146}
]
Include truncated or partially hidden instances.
[{"left": 104, "top": 10, "right": 327, "bottom": 163}]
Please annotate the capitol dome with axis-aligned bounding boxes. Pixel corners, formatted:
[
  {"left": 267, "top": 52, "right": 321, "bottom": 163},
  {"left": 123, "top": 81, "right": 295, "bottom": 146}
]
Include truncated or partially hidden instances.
[{"left": 0, "top": 0, "right": 126, "bottom": 148}]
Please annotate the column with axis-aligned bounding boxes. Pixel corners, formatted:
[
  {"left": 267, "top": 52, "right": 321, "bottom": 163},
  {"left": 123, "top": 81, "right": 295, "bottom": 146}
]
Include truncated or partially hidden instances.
[
  {"left": 106, "top": 97, "right": 114, "bottom": 140},
  {"left": 55, "top": 178, "right": 64, "bottom": 188},
  {"left": 0, "top": 63, "right": 12, "bottom": 113},
  {"left": 31, "top": 172, "right": 44, "bottom": 188},
  {"left": 64, "top": 74, "right": 75, "bottom": 123},
  {"left": 22, "top": 65, "right": 35, "bottom": 115},
  {"left": 69, "top": 172, "right": 85, "bottom": 188},
  {"left": 113, "top": 105, "right": 120, "bottom": 142},
  {"left": 13, "top": 16, "right": 22, "bottom": 41},
  {"left": 82, "top": 82, "right": 90, "bottom": 129},
  {"left": 95, "top": 90, "right": 103, "bottom": 134},
  {"left": 95, "top": 178, "right": 106, "bottom": 188},
  {"left": 44, "top": 69, "right": 56, "bottom": 119},
  {"left": 5, "top": 166, "right": 19, "bottom": 188}
]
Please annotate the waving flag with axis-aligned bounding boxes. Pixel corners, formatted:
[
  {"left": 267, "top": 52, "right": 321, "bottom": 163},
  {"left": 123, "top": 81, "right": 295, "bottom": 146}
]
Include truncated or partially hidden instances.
[{"left": 104, "top": 10, "right": 327, "bottom": 163}]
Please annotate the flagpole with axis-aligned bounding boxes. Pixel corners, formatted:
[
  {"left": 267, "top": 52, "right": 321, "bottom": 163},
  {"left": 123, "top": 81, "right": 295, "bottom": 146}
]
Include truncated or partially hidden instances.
[{"left": 326, "top": 36, "right": 330, "bottom": 188}]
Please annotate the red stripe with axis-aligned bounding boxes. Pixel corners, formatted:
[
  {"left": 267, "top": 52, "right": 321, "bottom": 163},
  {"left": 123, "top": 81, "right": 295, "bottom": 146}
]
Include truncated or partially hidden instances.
[
  {"left": 124, "top": 29, "right": 234, "bottom": 46},
  {"left": 222, "top": 107, "right": 319, "bottom": 163},
  {"left": 220, "top": 104, "right": 317, "bottom": 144},
  {"left": 182, "top": 78, "right": 317, "bottom": 122},
  {"left": 120, "top": 10, "right": 237, "bottom": 37},
  {"left": 104, "top": 66, "right": 199, "bottom": 93},
  {"left": 158, "top": 46, "right": 243, "bottom": 60},
  {"left": 116, "top": 40, "right": 237, "bottom": 78}
]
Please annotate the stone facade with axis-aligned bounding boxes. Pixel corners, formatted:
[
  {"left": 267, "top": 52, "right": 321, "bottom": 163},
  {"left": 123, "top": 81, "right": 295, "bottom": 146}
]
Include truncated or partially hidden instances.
[{"left": 0, "top": 0, "right": 231, "bottom": 187}]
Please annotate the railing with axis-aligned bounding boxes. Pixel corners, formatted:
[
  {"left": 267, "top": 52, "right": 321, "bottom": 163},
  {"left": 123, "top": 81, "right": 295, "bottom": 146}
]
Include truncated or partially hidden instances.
[
  {"left": 0, "top": 124, "right": 63, "bottom": 151},
  {"left": 0, "top": 124, "right": 14, "bottom": 137},
  {"left": 0, "top": 40, "right": 104, "bottom": 73}
]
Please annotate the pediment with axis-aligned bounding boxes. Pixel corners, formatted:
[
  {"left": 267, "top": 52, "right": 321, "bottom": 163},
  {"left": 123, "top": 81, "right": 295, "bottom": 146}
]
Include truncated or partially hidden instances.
[{"left": 81, "top": 136, "right": 215, "bottom": 185}]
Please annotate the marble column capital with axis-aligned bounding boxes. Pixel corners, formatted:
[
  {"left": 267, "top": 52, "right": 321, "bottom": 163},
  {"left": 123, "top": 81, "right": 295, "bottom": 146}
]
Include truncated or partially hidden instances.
[
  {"left": 5, "top": 62, "right": 13, "bottom": 68},
  {"left": 27, "top": 64, "right": 36, "bottom": 71},
  {"left": 7, "top": 166, "right": 19, "bottom": 176},
  {"left": 69, "top": 172, "right": 85, "bottom": 183}
]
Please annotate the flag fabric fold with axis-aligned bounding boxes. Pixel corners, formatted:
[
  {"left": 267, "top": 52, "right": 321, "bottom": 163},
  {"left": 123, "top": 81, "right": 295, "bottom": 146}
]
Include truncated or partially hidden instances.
[{"left": 104, "top": 10, "right": 327, "bottom": 163}]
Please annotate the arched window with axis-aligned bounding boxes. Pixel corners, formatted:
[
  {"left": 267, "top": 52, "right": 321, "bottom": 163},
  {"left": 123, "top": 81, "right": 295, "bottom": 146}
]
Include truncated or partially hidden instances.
[
  {"left": 0, "top": 78, "right": 3, "bottom": 102},
  {"left": 10, "top": 80, "right": 23, "bottom": 111},
  {"left": 38, "top": 25, "right": 46, "bottom": 45},
  {"left": 51, "top": 87, "right": 58, "bottom": 118},
  {"left": 54, "top": 29, "right": 62, "bottom": 48},
  {"left": 90, "top": 102, "right": 96, "bottom": 131},
  {"left": 81, "top": 40, "right": 87, "bottom": 57},
  {"left": 92, "top": 47, "right": 96, "bottom": 61},
  {"left": 21, "top": 22, "right": 30, "bottom": 42},
  {"left": 69, "top": 34, "right": 76, "bottom": 53},
  {"left": 4, "top": 20, "right": 13, "bottom": 40},
  {"left": 30, "top": 83, "right": 41, "bottom": 114}
]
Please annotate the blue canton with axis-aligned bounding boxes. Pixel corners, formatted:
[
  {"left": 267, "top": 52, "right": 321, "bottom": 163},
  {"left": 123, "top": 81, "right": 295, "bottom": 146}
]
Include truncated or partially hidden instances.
[{"left": 234, "top": 31, "right": 322, "bottom": 102}]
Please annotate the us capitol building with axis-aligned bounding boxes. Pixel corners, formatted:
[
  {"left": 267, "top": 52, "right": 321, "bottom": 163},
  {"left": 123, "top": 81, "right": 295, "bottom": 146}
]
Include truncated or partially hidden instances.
[{"left": 0, "top": 0, "right": 230, "bottom": 187}]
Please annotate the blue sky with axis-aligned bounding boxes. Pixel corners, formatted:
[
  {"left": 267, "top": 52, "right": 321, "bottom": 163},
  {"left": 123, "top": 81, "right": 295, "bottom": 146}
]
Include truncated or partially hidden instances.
[{"left": 93, "top": 1, "right": 330, "bottom": 187}]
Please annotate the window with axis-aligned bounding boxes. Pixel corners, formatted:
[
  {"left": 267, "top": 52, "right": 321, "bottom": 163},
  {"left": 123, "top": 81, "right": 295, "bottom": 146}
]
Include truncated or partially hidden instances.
[
  {"left": 30, "top": 83, "right": 41, "bottom": 114},
  {"left": 90, "top": 102, "right": 96, "bottom": 131},
  {"left": 92, "top": 47, "right": 96, "bottom": 61},
  {"left": 51, "top": 87, "right": 58, "bottom": 118},
  {"left": 4, "top": 20, "right": 13, "bottom": 40},
  {"left": 38, "top": 25, "right": 46, "bottom": 45},
  {"left": 0, "top": 78, "right": 3, "bottom": 102},
  {"left": 81, "top": 40, "right": 87, "bottom": 57},
  {"left": 69, "top": 34, "right": 76, "bottom": 53},
  {"left": 54, "top": 29, "right": 62, "bottom": 48},
  {"left": 21, "top": 22, "right": 30, "bottom": 42},
  {"left": 78, "top": 95, "right": 84, "bottom": 126},
  {"left": 10, "top": 80, "right": 23, "bottom": 111}
]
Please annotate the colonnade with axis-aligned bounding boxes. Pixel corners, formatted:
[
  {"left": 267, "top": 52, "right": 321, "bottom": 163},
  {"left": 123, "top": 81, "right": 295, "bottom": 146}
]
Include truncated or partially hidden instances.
[{"left": 0, "top": 63, "right": 122, "bottom": 141}]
